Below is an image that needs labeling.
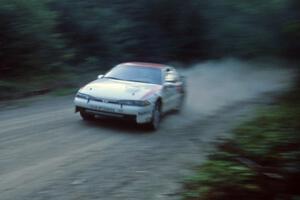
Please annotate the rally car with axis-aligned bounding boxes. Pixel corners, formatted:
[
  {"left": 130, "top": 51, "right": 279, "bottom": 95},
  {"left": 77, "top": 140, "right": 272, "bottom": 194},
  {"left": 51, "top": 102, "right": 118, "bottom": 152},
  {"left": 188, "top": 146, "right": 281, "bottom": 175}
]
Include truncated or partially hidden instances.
[{"left": 74, "top": 62, "right": 186, "bottom": 130}]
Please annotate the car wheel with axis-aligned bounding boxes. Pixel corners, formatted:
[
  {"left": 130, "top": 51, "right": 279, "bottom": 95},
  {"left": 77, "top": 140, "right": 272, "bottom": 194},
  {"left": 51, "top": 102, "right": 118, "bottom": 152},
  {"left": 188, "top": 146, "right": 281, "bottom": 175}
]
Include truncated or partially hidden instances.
[
  {"left": 148, "top": 102, "right": 161, "bottom": 130},
  {"left": 80, "top": 110, "right": 94, "bottom": 121}
]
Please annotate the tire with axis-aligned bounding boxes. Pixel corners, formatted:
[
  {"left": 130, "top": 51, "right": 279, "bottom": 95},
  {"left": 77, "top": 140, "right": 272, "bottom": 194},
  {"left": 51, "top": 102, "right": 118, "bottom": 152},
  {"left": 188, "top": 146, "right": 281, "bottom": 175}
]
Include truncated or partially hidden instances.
[
  {"left": 80, "top": 110, "right": 94, "bottom": 121},
  {"left": 148, "top": 102, "right": 161, "bottom": 130}
]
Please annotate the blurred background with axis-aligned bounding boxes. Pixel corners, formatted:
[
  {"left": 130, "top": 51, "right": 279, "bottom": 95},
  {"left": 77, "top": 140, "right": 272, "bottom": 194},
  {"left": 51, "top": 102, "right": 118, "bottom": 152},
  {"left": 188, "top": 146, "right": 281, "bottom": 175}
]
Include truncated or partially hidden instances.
[
  {"left": 1, "top": 1, "right": 300, "bottom": 200},
  {"left": 0, "top": 0, "right": 299, "bottom": 98}
]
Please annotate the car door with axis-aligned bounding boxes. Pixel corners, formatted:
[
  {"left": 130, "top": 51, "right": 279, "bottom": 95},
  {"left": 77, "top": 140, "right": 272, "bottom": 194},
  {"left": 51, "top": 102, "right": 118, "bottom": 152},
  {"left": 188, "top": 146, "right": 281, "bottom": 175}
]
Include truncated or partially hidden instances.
[
  {"left": 169, "top": 69, "right": 184, "bottom": 109},
  {"left": 162, "top": 68, "right": 180, "bottom": 112}
]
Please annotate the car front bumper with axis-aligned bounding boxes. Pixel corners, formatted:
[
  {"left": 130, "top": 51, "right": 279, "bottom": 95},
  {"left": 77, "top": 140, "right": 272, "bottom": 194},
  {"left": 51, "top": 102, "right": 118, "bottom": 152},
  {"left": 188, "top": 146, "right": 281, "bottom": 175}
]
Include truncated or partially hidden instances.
[{"left": 74, "top": 97, "right": 153, "bottom": 124}]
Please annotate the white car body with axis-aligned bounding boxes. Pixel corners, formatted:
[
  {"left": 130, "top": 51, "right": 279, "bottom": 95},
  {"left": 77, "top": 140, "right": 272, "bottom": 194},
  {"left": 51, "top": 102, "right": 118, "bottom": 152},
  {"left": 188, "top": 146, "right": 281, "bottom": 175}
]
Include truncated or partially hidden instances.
[{"left": 74, "top": 62, "right": 185, "bottom": 128}]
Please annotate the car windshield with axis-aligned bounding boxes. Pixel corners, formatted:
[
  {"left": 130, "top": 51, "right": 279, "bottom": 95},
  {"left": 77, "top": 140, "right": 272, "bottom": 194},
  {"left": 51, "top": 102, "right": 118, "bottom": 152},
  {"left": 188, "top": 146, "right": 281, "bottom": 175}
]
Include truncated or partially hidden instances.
[{"left": 104, "top": 65, "right": 162, "bottom": 85}]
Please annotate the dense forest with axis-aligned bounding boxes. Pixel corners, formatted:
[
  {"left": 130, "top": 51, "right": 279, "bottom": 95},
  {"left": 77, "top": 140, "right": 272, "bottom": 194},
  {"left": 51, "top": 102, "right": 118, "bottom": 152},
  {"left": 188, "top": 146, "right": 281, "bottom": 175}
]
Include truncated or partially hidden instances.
[{"left": 0, "top": 0, "right": 299, "bottom": 80}]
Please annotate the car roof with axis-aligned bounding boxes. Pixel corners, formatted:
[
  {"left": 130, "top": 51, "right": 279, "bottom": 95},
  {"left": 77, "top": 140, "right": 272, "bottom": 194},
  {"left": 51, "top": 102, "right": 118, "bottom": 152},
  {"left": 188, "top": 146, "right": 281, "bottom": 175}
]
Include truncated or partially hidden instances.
[{"left": 119, "top": 62, "right": 169, "bottom": 69}]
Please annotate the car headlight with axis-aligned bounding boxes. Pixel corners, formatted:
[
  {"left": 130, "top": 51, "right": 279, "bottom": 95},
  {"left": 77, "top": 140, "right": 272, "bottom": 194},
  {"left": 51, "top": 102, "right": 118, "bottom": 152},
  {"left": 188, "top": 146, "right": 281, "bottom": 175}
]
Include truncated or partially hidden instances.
[
  {"left": 119, "top": 100, "right": 151, "bottom": 107},
  {"left": 76, "top": 92, "right": 89, "bottom": 99}
]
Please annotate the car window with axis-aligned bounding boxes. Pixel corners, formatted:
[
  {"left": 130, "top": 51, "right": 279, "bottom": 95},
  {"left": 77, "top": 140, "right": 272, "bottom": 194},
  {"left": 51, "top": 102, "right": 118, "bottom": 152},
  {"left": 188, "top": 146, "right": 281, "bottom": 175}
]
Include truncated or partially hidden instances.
[{"left": 104, "top": 65, "right": 162, "bottom": 85}]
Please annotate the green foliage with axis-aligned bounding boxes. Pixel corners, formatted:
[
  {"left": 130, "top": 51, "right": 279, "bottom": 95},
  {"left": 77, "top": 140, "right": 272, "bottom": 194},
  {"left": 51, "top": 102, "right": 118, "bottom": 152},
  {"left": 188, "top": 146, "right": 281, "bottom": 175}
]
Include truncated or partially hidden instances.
[
  {"left": 234, "top": 106, "right": 300, "bottom": 157},
  {"left": 0, "top": 0, "right": 300, "bottom": 95},
  {"left": 50, "top": 0, "right": 207, "bottom": 65},
  {"left": 184, "top": 160, "right": 257, "bottom": 199},
  {"left": 182, "top": 84, "right": 300, "bottom": 200},
  {"left": 202, "top": 0, "right": 291, "bottom": 57},
  {"left": 0, "top": 0, "right": 65, "bottom": 78},
  {"left": 50, "top": 87, "right": 77, "bottom": 96}
]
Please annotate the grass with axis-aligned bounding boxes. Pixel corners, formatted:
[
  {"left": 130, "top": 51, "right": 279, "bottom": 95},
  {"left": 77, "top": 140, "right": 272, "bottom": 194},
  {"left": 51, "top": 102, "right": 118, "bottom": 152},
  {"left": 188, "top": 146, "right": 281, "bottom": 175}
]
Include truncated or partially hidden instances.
[
  {"left": 182, "top": 80, "right": 300, "bottom": 200},
  {"left": 0, "top": 65, "right": 111, "bottom": 104},
  {"left": 49, "top": 87, "right": 78, "bottom": 96},
  {"left": 0, "top": 69, "right": 100, "bottom": 101}
]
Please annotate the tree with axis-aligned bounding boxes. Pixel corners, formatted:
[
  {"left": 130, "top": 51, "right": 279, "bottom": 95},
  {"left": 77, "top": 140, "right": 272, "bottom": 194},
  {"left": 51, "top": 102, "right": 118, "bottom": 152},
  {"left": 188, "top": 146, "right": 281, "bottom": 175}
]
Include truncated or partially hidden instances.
[{"left": 0, "top": 0, "right": 64, "bottom": 78}]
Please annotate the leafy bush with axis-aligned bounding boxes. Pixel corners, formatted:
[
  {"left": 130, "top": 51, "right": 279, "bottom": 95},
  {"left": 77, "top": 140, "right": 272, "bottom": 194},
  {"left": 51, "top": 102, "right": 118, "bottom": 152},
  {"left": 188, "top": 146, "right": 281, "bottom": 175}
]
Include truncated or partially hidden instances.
[
  {"left": 0, "top": 0, "right": 65, "bottom": 78},
  {"left": 182, "top": 83, "right": 300, "bottom": 200}
]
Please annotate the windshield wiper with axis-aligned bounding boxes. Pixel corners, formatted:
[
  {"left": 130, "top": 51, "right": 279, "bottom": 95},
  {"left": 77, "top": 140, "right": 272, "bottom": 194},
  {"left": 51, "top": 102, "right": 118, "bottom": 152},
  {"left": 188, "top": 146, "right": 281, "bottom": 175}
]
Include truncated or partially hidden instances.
[
  {"left": 125, "top": 79, "right": 152, "bottom": 84},
  {"left": 103, "top": 76, "right": 123, "bottom": 81}
]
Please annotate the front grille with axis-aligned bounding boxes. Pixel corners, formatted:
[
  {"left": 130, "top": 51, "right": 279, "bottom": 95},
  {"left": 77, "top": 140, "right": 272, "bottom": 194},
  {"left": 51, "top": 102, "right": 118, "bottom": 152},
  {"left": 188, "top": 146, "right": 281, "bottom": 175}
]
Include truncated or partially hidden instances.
[
  {"left": 89, "top": 96, "right": 103, "bottom": 103},
  {"left": 84, "top": 108, "right": 136, "bottom": 121},
  {"left": 89, "top": 96, "right": 120, "bottom": 105}
]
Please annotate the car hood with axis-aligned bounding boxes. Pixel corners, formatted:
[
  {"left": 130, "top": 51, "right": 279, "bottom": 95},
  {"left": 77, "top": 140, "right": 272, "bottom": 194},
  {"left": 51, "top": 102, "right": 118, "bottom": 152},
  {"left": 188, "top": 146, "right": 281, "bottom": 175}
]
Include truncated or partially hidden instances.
[{"left": 79, "top": 79, "right": 161, "bottom": 100}]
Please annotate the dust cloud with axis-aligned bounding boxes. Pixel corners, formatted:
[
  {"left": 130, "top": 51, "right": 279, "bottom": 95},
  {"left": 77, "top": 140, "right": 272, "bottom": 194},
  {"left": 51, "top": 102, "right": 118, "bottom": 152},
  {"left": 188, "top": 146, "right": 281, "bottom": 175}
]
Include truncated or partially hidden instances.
[{"left": 163, "top": 58, "right": 295, "bottom": 128}]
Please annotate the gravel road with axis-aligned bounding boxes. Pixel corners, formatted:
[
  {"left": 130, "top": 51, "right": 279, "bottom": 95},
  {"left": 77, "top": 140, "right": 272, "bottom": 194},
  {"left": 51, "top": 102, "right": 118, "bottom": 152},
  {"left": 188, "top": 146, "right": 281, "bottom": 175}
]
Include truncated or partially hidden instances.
[{"left": 0, "top": 59, "right": 294, "bottom": 200}]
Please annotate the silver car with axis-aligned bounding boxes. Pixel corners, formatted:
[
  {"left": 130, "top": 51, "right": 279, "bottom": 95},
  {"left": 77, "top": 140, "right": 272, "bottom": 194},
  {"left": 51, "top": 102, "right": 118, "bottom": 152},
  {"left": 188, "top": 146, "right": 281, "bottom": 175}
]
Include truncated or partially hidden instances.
[{"left": 74, "top": 62, "right": 186, "bottom": 130}]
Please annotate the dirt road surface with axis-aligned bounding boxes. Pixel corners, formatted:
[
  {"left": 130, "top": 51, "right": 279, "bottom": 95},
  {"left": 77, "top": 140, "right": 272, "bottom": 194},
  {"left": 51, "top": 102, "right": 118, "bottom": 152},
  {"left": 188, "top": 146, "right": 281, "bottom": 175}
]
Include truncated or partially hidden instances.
[{"left": 0, "top": 59, "right": 294, "bottom": 200}]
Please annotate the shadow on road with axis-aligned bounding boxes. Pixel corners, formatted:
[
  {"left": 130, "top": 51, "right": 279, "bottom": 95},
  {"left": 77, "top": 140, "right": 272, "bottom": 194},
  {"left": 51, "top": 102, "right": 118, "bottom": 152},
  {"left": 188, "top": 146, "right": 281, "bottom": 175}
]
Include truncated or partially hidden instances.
[
  {"left": 77, "top": 111, "right": 179, "bottom": 134},
  {"left": 79, "top": 117, "right": 151, "bottom": 134}
]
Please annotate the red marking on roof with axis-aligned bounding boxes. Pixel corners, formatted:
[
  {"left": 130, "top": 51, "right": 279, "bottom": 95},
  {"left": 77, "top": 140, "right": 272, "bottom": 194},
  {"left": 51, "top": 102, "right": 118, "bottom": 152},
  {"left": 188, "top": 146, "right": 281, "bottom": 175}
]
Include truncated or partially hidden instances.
[{"left": 120, "top": 62, "right": 168, "bottom": 68}]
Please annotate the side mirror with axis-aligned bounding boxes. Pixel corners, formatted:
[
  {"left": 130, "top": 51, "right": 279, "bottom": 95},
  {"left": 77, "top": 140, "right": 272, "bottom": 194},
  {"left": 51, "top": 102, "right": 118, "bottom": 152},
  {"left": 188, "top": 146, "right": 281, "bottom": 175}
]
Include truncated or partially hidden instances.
[{"left": 97, "top": 74, "right": 104, "bottom": 79}]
